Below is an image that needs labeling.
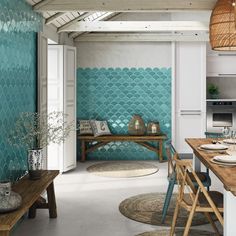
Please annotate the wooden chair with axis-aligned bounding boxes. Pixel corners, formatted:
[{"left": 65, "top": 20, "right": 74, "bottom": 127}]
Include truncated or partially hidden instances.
[
  {"left": 161, "top": 142, "right": 211, "bottom": 223},
  {"left": 170, "top": 158, "right": 223, "bottom": 236}
]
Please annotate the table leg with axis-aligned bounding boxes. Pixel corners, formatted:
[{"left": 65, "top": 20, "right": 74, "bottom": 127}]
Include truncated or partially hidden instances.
[
  {"left": 0, "top": 231, "right": 10, "bottom": 236},
  {"left": 81, "top": 140, "right": 86, "bottom": 162},
  {"left": 224, "top": 189, "right": 236, "bottom": 236},
  {"left": 158, "top": 140, "right": 163, "bottom": 162},
  {"left": 192, "top": 153, "right": 201, "bottom": 172},
  {"left": 47, "top": 182, "right": 57, "bottom": 218}
]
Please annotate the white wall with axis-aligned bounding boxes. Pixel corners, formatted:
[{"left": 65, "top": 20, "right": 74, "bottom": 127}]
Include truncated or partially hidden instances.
[
  {"left": 76, "top": 12, "right": 210, "bottom": 68},
  {"left": 77, "top": 41, "right": 171, "bottom": 68}
]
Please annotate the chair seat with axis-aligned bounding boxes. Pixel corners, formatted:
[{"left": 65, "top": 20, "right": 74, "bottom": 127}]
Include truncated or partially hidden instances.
[{"left": 183, "top": 191, "right": 223, "bottom": 209}]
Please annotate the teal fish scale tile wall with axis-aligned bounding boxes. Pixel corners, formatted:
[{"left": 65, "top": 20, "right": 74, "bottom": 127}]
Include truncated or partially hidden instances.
[
  {"left": 0, "top": 0, "right": 40, "bottom": 181},
  {"left": 77, "top": 68, "right": 171, "bottom": 160}
]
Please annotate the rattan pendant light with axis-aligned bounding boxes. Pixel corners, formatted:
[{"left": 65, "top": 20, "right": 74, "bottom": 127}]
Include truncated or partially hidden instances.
[{"left": 210, "top": 0, "right": 236, "bottom": 50}]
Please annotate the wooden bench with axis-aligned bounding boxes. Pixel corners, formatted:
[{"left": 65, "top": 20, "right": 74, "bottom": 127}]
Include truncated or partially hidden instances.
[
  {"left": 78, "top": 134, "right": 167, "bottom": 162},
  {"left": 0, "top": 170, "right": 59, "bottom": 236}
]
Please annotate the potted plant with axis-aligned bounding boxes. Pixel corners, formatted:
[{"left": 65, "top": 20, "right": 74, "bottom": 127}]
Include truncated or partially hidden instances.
[
  {"left": 8, "top": 111, "right": 74, "bottom": 180},
  {"left": 208, "top": 83, "right": 220, "bottom": 99}
]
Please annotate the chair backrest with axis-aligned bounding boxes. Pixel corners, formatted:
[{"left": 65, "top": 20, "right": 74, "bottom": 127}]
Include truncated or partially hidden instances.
[
  {"left": 165, "top": 141, "right": 179, "bottom": 177},
  {"left": 174, "top": 157, "right": 224, "bottom": 225}
]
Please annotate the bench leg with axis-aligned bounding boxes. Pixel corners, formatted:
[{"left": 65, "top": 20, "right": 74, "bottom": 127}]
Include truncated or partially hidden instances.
[
  {"left": 47, "top": 182, "right": 57, "bottom": 218},
  {"left": 81, "top": 140, "right": 86, "bottom": 162},
  {"left": 0, "top": 231, "right": 10, "bottom": 236},
  {"left": 159, "top": 140, "right": 163, "bottom": 162},
  {"left": 28, "top": 203, "right": 37, "bottom": 218}
]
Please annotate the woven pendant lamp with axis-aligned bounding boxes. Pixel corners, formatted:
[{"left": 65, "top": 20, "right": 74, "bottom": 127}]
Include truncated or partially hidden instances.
[{"left": 210, "top": 0, "right": 236, "bottom": 50}]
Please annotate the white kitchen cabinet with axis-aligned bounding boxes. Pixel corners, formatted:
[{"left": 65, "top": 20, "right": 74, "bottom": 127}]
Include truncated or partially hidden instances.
[
  {"left": 175, "top": 112, "right": 206, "bottom": 153},
  {"left": 47, "top": 45, "right": 77, "bottom": 172},
  {"left": 207, "top": 54, "right": 236, "bottom": 77},
  {"left": 174, "top": 42, "right": 206, "bottom": 154}
]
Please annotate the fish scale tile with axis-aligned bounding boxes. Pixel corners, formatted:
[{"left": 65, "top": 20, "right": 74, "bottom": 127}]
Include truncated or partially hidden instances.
[
  {"left": 77, "top": 68, "right": 172, "bottom": 161},
  {"left": 0, "top": 0, "right": 41, "bottom": 181}
]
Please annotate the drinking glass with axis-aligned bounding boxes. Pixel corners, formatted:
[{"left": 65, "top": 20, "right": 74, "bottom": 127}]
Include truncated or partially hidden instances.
[
  {"left": 231, "top": 130, "right": 236, "bottom": 150},
  {"left": 222, "top": 126, "right": 230, "bottom": 139}
]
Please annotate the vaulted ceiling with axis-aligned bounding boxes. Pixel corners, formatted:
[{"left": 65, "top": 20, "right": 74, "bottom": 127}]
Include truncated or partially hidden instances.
[{"left": 26, "top": 0, "right": 216, "bottom": 41}]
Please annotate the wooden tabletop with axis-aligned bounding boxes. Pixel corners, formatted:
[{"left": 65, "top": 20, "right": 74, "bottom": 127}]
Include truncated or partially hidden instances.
[
  {"left": 186, "top": 138, "right": 236, "bottom": 194},
  {"left": 77, "top": 134, "right": 167, "bottom": 141}
]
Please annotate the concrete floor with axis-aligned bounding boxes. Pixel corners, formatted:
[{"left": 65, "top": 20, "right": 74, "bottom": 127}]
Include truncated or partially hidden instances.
[{"left": 13, "top": 161, "right": 224, "bottom": 236}]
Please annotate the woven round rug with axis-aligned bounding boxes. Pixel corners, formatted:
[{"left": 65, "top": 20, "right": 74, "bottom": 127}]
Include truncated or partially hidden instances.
[
  {"left": 135, "top": 229, "right": 217, "bottom": 236},
  {"left": 119, "top": 193, "right": 213, "bottom": 227},
  {"left": 86, "top": 162, "right": 159, "bottom": 178}
]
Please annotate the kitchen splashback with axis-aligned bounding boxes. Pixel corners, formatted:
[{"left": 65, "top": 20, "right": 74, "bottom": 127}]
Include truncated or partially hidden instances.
[{"left": 77, "top": 67, "right": 171, "bottom": 160}]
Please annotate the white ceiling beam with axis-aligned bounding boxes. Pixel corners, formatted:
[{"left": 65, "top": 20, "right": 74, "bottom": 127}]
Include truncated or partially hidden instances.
[
  {"left": 34, "top": 0, "right": 217, "bottom": 12},
  {"left": 59, "top": 21, "right": 209, "bottom": 33},
  {"left": 33, "top": 0, "right": 55, "bottom": 10},
  {"left": 74, "top": 33, "right": 209, "bottom": 42},
  {"left": 71, "top": 13, "right": 121, "bottom": 39},
  {"left": 57, "top": 12, "right": 92, "bottom": 33},
  {"left": 45, "top": 12, "right": 66, "bottom": 25}
]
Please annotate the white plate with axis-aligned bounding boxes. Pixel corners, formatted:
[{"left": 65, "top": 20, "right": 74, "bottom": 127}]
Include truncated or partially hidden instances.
[
  {"left": 223, "top": 139, "right": 236, "bottom": 144},
  {"left": 200, "top": 144, "right": 228, "bottom": 150},
  {"left": 213, "top": 155, "right": 236, "bottom": 163},
  {"left": 210, "top": 158, "right": 236, "bottom": 166}
]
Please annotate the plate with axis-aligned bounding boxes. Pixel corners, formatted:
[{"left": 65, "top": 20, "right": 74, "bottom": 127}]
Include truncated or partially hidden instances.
[
  {"left": 213, "top": 155, "right": 236, "bottom": 163},
  {"left": 210, "top": 158, "right": 236, "bottom": 166},
  {"left": 200, "top": 144, "right": 228, "bottom": 150},
  {"left": 223, "top": 139, "right": 236, "bottom": 144}
]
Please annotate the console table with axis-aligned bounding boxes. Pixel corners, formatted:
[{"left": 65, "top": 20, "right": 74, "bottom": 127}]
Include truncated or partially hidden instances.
[
  {"left": 0, "top": 170, "right": 59, "bottom": 236},
  {"left": 78, "top": 134, "right": 167, "bottom": 162}
]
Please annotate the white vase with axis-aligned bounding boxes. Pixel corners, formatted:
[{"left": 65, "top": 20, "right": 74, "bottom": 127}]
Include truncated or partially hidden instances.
[{"left": 28, "top": 149, "right": 43, "bottom": 180}]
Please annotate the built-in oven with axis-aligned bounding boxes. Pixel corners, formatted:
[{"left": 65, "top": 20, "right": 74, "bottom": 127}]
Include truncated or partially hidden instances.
[{"left": 206, "top": 101, "right": 236, "bottom": 133}]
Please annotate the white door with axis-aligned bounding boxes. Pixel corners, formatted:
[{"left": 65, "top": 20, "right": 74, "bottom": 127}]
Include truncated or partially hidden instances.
[
  {"left": 63, "top": 46, "right": 77, "bottom": 172},
  {"left": 38, "top": 32, "right": 48, "bottom": 168},
  {"left": 47, "top": 45, "right": 64, "bottom": 170}
]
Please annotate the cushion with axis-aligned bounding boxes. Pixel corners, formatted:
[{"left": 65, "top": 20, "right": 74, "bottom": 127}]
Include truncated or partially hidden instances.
[
  {"left": 78, "top": 120, "right": 93, "bottom": 135},
  {"left": 90, "top": 120, "right": 111, "bottom": 137}
]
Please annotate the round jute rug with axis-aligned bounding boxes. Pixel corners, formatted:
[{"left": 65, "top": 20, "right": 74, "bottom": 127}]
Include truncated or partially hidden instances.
[
  {"left": 119, "top": 193, "right": 213, "bottom": 227},
  {"left": 87, "top": 162, "right": 159, "bottom": 178},
  {"left": 135, "top": 229, "right": 217, "bottom": 236}
]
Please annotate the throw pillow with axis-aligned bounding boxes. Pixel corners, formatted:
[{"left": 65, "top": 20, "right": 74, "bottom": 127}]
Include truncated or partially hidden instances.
[
  {"left": 78, "top": 120, "right": 93, "bottom": 135},
  {"left": 90, "top": 120, "right": 112, "bottom": 137}
]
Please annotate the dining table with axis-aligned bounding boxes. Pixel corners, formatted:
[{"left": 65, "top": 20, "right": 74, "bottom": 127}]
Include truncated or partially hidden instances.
[{"left": 186, "top": 138, "right": 236, "bottom": 236}]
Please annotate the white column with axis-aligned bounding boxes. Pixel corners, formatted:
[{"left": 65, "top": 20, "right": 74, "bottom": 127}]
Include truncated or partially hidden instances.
[{"left": 224, "top": 189, "right": 236, "bottom": 236}]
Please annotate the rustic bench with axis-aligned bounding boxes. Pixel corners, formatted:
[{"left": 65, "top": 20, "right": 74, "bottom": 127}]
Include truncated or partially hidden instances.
[
  {"left": 78, "top": 134, "right": 167, "bottom": 162},
  {"left": 0, "top": 170, "right": 59, "bottom": 236}
]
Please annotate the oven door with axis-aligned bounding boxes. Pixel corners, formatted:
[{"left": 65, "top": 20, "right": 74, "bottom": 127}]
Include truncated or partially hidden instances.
[{"left": 207, "top": 109, "right": 234, "bottom": 133}]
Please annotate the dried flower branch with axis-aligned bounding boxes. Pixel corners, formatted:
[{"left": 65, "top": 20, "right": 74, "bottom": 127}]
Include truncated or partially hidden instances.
[{"left": 8, "top": 111, "right": 74, "bottom": 150}]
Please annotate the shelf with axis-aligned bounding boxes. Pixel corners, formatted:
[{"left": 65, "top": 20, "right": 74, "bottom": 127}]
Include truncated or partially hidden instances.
[{"left": 206, "top": 99, "right": 236, "bottom": 102}]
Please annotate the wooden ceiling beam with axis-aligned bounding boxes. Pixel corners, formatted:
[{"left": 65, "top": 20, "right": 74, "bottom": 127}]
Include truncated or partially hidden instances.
[
  {"left": 74, "top": 33, "right": 209, "bottom": 42},
  {"left": 33, "top": 0, "right": 217, "bottom": 12},
  {"left": 59, "top": 21, "right": 209, "bottom": 33},
  {"left": 33, "top": 0, "right": 55, "bottom": 10},
  {"left": 45, "top": 12, "right": 66, "bottom": 25}
]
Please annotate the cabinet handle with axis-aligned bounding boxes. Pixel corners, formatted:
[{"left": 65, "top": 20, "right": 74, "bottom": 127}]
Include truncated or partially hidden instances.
[
  {"left": 180, "top": 110, "right": 201, "bottom": 112},
  {"left": 218, "top": 73, "right": 236, "bottom": 76},
  {"left": 180, "top": 113, "right": 201, "bottom": 116},
  {"left": 218, "top": 54, "right": 236, "bottom": 56}
]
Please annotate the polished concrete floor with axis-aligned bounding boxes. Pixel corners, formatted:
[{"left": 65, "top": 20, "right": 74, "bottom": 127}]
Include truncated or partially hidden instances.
[{"left": 13, "top": 161, "right": 223, "bottom": 236}]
